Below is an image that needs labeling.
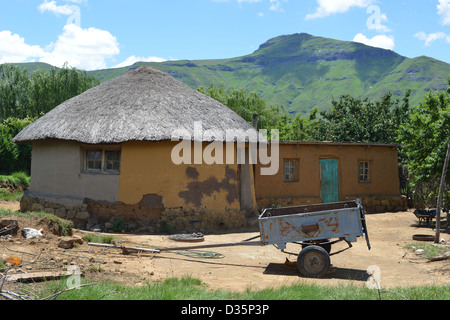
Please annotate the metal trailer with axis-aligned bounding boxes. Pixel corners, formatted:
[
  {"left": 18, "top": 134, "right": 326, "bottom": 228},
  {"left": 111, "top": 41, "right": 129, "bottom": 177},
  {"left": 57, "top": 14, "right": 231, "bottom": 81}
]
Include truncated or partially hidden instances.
[
  {"left": 258, "top": 199, "right": 371, "bottom": 277},
  {"left": 89, "top": 199, "right": 371, "bottom": 278}
]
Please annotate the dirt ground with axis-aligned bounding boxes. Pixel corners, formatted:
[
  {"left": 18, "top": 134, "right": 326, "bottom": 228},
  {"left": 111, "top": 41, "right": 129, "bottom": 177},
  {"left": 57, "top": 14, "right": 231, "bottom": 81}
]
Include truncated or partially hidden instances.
[{"left": 1, "top": 200, "right": 449, "bottom": 293}]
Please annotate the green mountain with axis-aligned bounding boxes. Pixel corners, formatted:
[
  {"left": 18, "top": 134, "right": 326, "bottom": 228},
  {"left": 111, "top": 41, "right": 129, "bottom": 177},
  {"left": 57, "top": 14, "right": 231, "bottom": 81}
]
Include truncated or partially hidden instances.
[{"left": 14, "top": 33, "right": 450, "bottom": 115}]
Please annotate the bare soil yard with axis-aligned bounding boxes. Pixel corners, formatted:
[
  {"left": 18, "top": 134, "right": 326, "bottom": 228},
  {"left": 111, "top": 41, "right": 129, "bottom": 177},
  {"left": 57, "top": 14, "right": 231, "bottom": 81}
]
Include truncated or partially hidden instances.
[{"left": 1, "top": 200, "right": 449, "bottom": 292}]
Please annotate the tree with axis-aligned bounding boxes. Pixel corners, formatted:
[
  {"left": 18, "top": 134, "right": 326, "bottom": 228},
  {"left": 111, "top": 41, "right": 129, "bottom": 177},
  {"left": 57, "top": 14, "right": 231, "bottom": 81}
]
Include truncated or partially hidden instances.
[
  {"left": 198, "top": 84, "right": 284, "bottom": 131},
  {"left": 398, "top": 79, "right": 450, "bottom": 209},
  {"left": 310, "top": 91, "right": 411, "bottom": 145},
  {"left": 0, "top": 63, "right": 100, "bottom": 121},
  {"left": 0, "top": 117, "right": 36, "bottom": 174},
  {"left": 268, "top": 113, "right": 313, "bottom": 141}
]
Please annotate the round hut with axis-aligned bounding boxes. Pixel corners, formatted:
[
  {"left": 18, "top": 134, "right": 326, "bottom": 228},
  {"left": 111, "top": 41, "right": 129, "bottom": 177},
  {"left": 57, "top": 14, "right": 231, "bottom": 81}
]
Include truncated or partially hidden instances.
[{"left": 14, "top": 66, "right": 259, "bottom": 233}]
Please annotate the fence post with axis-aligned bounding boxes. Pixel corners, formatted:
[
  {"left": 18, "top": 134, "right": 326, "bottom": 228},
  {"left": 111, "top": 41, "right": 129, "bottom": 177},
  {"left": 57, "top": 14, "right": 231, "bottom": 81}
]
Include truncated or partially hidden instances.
[{"left": 435, "top": 141, "right": 450, "bottom": 243}]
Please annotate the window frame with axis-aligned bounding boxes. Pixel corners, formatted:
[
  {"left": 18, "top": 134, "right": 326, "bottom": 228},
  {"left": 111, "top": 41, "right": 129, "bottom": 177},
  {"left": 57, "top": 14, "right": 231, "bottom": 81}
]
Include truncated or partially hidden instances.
[
  {"left": 83, "top": 146, "right": 122, "bottom": 175},
  {"left": 359, "top": 161, "right": 371, "bottom": 183},
  {"left": 283, "top": 159, "right": 298, "bottom": 183}
]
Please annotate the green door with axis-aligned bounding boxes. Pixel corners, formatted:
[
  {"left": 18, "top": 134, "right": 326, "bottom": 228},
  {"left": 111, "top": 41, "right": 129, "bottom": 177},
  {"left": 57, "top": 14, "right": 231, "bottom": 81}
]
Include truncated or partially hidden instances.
[{"left": 320, "top": 159, "right": 339, "bottom": 203}]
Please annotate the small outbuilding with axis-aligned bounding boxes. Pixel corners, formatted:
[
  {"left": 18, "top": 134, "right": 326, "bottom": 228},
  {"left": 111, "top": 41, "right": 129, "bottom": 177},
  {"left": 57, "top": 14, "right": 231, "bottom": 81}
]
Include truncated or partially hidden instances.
[{"left": 255, "top": 141, "right": 407, "bottom": 213}]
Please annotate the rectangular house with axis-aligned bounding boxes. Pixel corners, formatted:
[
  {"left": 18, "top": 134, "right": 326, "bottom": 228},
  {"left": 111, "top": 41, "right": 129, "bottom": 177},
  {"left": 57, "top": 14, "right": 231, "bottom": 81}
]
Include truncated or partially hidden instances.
[{"left": 255, "top": 141, "right": 407, "bottom": 213}]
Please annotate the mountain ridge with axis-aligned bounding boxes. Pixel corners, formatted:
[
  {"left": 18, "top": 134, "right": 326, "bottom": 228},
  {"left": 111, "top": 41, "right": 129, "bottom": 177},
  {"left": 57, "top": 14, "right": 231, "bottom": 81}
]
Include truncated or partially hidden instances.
[{"left": 10, "top": 33, "right": 450, "bottom": 115}]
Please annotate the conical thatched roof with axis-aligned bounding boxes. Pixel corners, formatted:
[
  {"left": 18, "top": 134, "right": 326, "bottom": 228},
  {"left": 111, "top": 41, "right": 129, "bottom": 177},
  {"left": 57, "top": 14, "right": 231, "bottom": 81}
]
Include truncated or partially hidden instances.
[{"left": 13, "top": 66, "right": 257, "bottom": 144}]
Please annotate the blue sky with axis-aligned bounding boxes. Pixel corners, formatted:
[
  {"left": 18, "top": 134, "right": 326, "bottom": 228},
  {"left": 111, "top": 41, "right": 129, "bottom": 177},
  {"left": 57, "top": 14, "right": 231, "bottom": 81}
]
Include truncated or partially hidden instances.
[{"left": 0, "top": 0, "right": 449, "bottom": 70}]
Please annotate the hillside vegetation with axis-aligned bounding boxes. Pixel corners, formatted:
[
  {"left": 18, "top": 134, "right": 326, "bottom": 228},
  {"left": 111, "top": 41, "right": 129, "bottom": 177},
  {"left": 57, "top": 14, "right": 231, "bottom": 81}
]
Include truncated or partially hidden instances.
[{"left": 87, "top": 33, "right": 450, "bottom": 115}]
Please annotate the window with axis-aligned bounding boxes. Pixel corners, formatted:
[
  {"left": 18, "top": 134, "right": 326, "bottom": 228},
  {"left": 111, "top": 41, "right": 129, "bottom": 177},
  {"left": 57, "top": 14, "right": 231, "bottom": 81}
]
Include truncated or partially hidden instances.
[
  {"left": 87, "top": 150, "right": 102, "bottom": 171},
  {"left": 86, "top": 149, "right": 121, "bottom": 174},
  {"left": 105, "top": 151, "right": 121, "bottom": 172},
  {"left": 284, "top": 159, "right": 296, "bottom": 182},
  {"left": 359, "top": 161, "right": 370, "bottom": 183}
]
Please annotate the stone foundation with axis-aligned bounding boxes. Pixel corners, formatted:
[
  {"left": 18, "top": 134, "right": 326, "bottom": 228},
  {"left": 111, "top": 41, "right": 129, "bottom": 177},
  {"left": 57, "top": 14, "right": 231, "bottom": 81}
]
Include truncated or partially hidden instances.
[
  {"left": 20, "top": 193, "right": 249, "bottom": 233},
  {"left": 159, "top": 207, "right": 247, "bottom": 233},
  {"left": 256, "top": 195, "right": 408, "bottom": 214}
]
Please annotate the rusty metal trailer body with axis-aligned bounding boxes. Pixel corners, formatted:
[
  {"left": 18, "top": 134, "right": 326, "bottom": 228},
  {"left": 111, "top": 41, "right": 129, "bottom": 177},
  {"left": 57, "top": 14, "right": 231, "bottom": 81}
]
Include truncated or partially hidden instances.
[{"left": 257, "top": 199, "right": 371, "bottom": 277}]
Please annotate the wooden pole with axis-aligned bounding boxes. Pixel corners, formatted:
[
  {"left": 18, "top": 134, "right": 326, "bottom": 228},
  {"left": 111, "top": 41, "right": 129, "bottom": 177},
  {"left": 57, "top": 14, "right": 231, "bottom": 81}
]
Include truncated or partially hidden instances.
[{"left": 435, "top": 141, "right": 450, "bottom": 243}]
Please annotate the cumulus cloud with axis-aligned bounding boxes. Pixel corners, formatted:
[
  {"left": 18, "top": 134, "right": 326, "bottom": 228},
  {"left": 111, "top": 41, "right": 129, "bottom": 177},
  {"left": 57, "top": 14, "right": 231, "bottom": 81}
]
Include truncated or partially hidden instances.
[
  {"left": 437, "top": 0, "right": 450, "bottom": 25},
  {"left": 38, "top": 0, "right": 77, "bottom": 16},
  {"left": 0, "top": 0, "right": 121, "bottom": 70},
  {"left": 0, "top": 31, "right": 46, "bottom": 64},
  {"left": 306, "top": 0, "right": 375, "bottom": 20},
  {"left": 112, "top": 56, "right": 168, "bottom": 69},
  {"left": 353, "top": 33, "right": 395, "bottom": 50},
  {"left": 415, "top": 31, "right": 450, "bottom": 46},
  {"left": 0, "top": 0, "right": 120, "bottom": 70},
  {"left": 39, "top": 24, "right": 120, "bottom": 70}
]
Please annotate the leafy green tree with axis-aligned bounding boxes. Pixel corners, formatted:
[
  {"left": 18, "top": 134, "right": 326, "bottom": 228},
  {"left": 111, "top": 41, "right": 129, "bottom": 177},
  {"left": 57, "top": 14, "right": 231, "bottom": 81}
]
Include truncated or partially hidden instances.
[
  {"left": 0, "top": 63, "right": 99, "bottom": 121},
  {"left": 267, "top": 113, "right": 313, "bottom": 141},
  {"left": 399, "top": 82, "right": 450, "bottom": 184},
  {"left": 310, "top": 91, "right": 411, "bottom": 144},
  {"left": 0, "top": 64, "right": 31, "bottom": 120},
  {"left": 398, "top": 78, "right": 450, "bottom": 209},
  {"left": 0, "top": 117, "right": 36, "bottom": 174},
  {"left": 198, "top": 84, "right": 284, "bottom": 131}
]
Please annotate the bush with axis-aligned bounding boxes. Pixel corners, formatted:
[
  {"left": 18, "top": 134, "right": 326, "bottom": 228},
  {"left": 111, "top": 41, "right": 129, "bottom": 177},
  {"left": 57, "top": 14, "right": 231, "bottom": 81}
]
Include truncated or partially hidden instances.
[{"left": 0, "top": 117, "right": 35, "bottom": 174}]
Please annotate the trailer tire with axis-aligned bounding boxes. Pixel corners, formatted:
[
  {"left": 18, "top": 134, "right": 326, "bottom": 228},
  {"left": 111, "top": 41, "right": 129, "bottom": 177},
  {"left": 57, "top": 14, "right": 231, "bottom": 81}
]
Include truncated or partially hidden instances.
[{"left": 297, "top": 245, "right": 330, "bottom": 278}]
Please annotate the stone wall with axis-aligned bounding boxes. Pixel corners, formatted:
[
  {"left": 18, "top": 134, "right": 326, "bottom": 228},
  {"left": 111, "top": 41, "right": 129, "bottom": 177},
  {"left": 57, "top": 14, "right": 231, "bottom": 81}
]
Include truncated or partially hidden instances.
[
  {"left": 159, "top": 207, "right": 247, "bottom": 233},
  {"left": 20, "top": 193, "right": 249, "bottom": 234}
]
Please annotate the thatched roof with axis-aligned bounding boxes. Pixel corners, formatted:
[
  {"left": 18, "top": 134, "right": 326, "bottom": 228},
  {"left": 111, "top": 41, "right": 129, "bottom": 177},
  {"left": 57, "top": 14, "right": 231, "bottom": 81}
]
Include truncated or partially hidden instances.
[{"left": 13, "top": 66, "right": 257, "bottom": 144}]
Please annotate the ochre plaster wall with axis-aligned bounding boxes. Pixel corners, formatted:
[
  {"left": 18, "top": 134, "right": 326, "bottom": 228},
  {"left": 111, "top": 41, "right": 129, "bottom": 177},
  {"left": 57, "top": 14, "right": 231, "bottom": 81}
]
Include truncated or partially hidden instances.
[{"left": 118, "top": 140, "right": 254, "bottom": 212}]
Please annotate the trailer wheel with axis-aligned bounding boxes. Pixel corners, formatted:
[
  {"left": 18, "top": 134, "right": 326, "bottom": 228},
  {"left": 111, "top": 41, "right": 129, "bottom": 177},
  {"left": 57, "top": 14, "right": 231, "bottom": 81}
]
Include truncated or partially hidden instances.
[{"left": 297, "top": 245, "right": 330, "bottom": 278}]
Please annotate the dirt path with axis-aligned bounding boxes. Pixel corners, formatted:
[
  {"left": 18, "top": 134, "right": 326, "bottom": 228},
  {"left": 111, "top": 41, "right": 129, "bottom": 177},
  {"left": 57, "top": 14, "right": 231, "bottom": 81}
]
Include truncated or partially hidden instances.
[{"left": 1, "top": 201, "right": 448, "bottom": 292}]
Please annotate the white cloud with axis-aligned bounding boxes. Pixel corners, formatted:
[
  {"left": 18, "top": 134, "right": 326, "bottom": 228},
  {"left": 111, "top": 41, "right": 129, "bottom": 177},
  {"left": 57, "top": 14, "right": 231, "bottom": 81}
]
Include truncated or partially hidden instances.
[
  {"left": 415, "top": 31, "right": 450, "bottom": 46},
  {"left": 0, "top": 31, "right": 46, "bottom": 64},
  {"left": 112, "top": 56, "right": 168, "bottom": 69},
  {"left": 306, "top": 0, "right": 375, "bottom": 20},
  {"left": 39, "top": 24, "right": 120, "bottom": 70},
  {"left": 38, "top": 0, "right": 77, "bottom": 16},
  {"left": 437, "top": 0, "right": 450, "bottom": 25},
  {"left": 353, "top": 33, "right": 395, "bottom": 50},
  {"left": 0, "top": 24, "right": 120, "bottom": 70},
  {"left": 269, "top": 0, "right": 285, "bottom": 12}
]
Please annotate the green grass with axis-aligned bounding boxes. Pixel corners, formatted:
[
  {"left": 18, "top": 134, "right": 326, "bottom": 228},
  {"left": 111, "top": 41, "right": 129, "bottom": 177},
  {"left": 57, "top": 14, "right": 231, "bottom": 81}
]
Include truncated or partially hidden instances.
[
  {"left": 41, "top": 276, "right": 449, "bottom": 300},
  {"left": 0, "top": 189, "right": 24, "bottom": 201},
  {"left": 405, "top": 242, "right": 449, "bottom": 259},
  {"left": 0, "top": 172, "right": 30, "bottom": 202},
  {"left": 0, "top": 172, "right": 30, "bottom": 189},
  {"left": 0, "top": 209, "right": 73, "bottom": 236},
  {"left": 82, "top": 233, "right": 115, "bottom": 244}
]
